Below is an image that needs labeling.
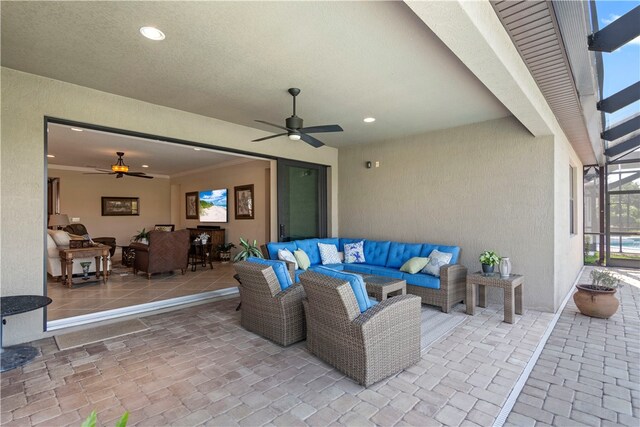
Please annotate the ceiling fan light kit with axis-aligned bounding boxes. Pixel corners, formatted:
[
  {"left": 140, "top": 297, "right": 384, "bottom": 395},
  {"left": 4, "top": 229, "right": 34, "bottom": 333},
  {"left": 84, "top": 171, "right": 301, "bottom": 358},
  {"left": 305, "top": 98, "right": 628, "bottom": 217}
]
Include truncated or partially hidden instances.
[
  {"left": 84, "top": 152, "right": 153, "bottom": 179},
  {"left": 252, "top": 87, "right": 343, "bottom": 148}
]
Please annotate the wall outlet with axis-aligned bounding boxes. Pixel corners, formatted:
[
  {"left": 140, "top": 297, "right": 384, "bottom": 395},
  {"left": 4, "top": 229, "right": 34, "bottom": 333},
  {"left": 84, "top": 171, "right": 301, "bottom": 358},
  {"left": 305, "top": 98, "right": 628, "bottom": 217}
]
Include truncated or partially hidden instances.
[{"left": 375, "top": 161, "right": 380, "bottom": 168}]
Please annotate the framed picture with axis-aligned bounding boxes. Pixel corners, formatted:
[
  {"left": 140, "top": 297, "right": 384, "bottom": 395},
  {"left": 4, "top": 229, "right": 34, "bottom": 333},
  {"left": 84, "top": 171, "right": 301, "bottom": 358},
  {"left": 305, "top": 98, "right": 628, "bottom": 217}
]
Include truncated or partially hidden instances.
[
  {"left": 234, "top": 184, "right": 254, "bottom": 220},
  {"left": 185, "top": 191, "right": 199, "bottom": 219},
  {"left": 101, "top": 197, "right": 139, "bottom": 216}
]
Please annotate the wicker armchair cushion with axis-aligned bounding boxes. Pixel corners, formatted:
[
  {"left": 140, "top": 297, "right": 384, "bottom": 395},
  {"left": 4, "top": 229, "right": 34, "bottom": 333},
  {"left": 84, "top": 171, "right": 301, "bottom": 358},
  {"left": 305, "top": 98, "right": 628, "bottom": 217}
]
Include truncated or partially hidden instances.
[
  {"left": 246, "top": 257, "right": 292, "bottom": 290},
  {"left": 314, "top": 266, "right": 374, "bottom": 313}
]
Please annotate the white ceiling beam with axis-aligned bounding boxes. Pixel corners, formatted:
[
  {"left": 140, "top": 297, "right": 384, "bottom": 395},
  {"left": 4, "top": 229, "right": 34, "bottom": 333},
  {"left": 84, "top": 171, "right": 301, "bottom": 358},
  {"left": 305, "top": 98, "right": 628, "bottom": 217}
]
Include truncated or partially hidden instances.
[{"left": 404, "top": 0, "right": 556, "bottom": 138}]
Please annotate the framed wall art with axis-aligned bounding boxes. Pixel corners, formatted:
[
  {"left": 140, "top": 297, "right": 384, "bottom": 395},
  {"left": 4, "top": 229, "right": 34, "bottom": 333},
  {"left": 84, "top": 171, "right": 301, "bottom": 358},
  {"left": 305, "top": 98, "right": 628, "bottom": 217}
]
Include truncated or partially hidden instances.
[
  {"left": 101, "top": 197, "right": 139, "bottom": 216},
  {"left": 185, "top": 191, "right": 199, "bottom": 219},
  {"left": 234, "top": 184, "right": 254, "bottom": 220}
]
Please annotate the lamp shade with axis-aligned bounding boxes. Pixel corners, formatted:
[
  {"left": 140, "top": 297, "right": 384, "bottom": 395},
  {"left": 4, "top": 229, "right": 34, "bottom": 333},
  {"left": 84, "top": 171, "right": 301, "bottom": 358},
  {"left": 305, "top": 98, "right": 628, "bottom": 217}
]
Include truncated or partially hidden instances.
[{"left": 49, "top": 214, "right": 70, "bottom": 227}]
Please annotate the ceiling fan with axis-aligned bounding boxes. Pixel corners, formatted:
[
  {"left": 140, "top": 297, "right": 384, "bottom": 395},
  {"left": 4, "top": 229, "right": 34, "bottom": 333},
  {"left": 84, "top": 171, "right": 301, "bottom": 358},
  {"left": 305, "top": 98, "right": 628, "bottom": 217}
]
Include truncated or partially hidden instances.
[
  {"left": 252, "top": 88, "right": 343, "bottom": 148},
  {"left": 84, "top": 152, "right": 153, "bottom": 179}
]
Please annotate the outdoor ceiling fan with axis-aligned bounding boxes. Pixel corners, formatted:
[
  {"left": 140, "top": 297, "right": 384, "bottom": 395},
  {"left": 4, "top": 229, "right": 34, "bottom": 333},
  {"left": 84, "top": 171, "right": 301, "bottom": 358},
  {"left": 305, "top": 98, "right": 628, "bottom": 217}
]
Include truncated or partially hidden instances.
[
  {"left": 252, "top": 88, "right": 343, "bottom": 148},
  {"left": 84, "top": 152, "right": 153, "bottom": 179}
]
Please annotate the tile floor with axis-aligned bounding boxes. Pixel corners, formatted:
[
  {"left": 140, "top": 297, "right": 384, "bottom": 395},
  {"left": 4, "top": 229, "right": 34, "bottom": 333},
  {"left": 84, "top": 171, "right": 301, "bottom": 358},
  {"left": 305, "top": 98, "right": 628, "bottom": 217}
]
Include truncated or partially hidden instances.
[
  {"left": 47, "top": 261, "right": 238, "bottom": 320},
  {"left": 5, "top": 266, "right": 636, "bottom": 426},
  {"left": 506, "top": 267, "right": 640, "bottom": 426}
]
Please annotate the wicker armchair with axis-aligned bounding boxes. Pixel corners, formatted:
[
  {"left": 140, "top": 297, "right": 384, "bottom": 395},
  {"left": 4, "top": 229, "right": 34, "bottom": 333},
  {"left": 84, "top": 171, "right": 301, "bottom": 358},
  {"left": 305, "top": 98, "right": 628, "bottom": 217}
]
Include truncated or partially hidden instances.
[
  {"left": 299, "top": 271, "right": 422, "bottom": 386},
  {"left": 233, "top": 260, "right": 305, "bottom": 346}
]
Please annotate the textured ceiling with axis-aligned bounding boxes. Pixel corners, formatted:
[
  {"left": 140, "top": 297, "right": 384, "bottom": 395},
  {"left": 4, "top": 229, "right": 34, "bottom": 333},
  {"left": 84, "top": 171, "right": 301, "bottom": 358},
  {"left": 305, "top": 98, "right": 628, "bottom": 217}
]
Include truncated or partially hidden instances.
[
  {"left": 2, "top": 1, "right": 509, "bottom": 147},
  {"left": 47, "top": 123, "right": 259, "bottom": 176}
]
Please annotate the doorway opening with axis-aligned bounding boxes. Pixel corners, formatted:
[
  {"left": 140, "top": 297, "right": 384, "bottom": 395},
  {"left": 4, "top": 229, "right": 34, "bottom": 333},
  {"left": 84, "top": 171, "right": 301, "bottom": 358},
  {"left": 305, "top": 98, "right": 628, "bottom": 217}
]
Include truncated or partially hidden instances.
[{"left": 45, "top": 119, "right": 275, "bottom": 326}]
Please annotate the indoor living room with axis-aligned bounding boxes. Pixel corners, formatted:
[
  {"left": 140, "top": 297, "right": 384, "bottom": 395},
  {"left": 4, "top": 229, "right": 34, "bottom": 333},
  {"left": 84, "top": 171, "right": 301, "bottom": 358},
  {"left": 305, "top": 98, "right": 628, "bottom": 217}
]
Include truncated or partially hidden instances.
[{"left": 45, "top": 122, "right": 273, "bottom": 324}]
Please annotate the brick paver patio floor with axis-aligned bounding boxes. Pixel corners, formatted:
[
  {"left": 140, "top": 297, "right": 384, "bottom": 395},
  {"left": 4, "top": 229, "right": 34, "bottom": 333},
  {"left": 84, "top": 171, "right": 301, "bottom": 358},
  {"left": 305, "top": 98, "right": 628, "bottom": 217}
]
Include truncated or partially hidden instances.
[
  {"left": 506, "top": 267, "right": 640, "bottom": 427},
  {"left": 8, "top": 266, "right": 637, "bottom": 427}
]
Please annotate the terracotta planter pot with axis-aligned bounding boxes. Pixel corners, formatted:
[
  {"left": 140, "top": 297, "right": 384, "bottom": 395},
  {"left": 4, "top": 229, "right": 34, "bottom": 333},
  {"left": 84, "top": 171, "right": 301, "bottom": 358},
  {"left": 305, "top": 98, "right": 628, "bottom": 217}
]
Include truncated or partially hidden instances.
[{"left": 573, "top": 285, "right": 619, "bottom": 319}]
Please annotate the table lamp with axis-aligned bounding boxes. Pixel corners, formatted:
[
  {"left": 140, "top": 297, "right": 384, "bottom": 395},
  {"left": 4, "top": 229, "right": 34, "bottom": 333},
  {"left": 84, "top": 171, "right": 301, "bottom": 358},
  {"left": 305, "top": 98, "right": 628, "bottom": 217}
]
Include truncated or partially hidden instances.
[{"left": 48, "top": 214, "right": 70, "bottom": 230}]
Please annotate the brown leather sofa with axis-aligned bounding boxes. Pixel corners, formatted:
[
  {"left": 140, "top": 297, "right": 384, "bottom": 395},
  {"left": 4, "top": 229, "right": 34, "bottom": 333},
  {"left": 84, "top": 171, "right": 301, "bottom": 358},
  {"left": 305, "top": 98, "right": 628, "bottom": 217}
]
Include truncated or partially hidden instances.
[
  {"left": 130, "top": 229, "right": 189, "bottom": 279},
  {"left": 63, "top": 223, "right": 116, "bottom": 257}
]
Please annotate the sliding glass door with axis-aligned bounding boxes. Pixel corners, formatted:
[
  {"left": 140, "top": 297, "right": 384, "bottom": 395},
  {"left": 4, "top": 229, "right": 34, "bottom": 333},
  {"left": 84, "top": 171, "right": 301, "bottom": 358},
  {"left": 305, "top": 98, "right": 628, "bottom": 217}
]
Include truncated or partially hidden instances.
[{"left": 277, "top": 159, "right": 327, "bottom": 241}]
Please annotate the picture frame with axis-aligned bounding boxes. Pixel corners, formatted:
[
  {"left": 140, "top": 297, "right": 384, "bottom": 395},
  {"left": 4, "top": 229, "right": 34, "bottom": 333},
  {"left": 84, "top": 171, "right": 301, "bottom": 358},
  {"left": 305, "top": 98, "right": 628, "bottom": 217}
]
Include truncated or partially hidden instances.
[
  {"left": 234, "top": 184, "right": 254, "bottom": 220},
  {"left": 101, "top": 197, "right": 139, "bottom": 216},
  {"left": 185, "top": 191, "right": 199, "bottom": 219}
]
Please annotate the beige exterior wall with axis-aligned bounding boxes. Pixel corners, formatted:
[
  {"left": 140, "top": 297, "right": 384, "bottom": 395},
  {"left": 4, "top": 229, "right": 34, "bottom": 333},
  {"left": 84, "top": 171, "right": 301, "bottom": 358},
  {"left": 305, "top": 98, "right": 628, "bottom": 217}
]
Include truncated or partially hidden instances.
[
  {"left": 48, "top": 167, "right": 171, "bottom": 246},
  {"left": 0, "top": 67, "right": 338, "bottom": 345},
  {"left": 171, "top": 160, "right": 271, "bottom": 252},
  {"left": 339, "top": 116, "right": 568, "bottom": 312},
  {"left": 554, "top": 134, "right": 584, "bottom": 308}
]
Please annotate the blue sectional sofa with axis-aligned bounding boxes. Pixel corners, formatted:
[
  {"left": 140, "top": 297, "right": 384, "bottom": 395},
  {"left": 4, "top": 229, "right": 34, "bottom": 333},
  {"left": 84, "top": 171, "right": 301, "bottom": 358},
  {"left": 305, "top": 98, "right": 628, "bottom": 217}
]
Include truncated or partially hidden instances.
[{"left": 262, "top": 238, "right": 467, "bottom": 313}]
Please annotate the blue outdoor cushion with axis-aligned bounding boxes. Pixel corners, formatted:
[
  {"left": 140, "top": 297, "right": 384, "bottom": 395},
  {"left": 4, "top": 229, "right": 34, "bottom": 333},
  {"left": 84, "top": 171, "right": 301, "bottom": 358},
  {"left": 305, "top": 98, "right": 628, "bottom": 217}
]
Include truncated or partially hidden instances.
[
  {"left": 403, "top": 272, "right": 440, "bottom": 289},
  {"left": 341, "top": 263, "right": 373, "bottom": 274},
  {"left": 313, "top": 266, "right": 374, "bottom": 313},
  {"left": 317, "top": 238, "right": 340, "bottom": 248},
  {"left": 294, "top": 239, "right": 322, "bottom": 265},
  {"left": 265, "top": 242, "right": 297, "bottom": 261},
  {"left": 369, "top": 297, "right": 379, "bottom": 307},
  {"left": 367, "top": 266, "right": 405, "bottom": 279},
  {"left": 419, "top": 244, "right": 460, "bottom": 265},
  {"left": 386, "top": 242, "right": 424, "bottom": 268},
  {"left": 246, "top": 257, "right": 293, "bottom": 291},
  {"left": 363, "top": 240, "right": 392, "bottom": 266}
]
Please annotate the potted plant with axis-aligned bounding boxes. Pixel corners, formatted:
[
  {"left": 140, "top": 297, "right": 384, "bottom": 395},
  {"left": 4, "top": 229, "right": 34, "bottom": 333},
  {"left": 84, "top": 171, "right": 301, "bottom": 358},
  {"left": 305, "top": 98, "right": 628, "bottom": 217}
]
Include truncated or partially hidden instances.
[
  {"left": 218, "top": 242, "right": 236, "bottom": 263},
  {"left": 574, "top": 269, "right": 620, "bottom": 318},
  {"left": 479, "top": 250, "right": 501, "bottom": 274},
  {"left": 132, "top": 228, "right": 149, "bottom": 245},
  {"left": 233, "top": 238, "right": 263, "bottom": 262}
]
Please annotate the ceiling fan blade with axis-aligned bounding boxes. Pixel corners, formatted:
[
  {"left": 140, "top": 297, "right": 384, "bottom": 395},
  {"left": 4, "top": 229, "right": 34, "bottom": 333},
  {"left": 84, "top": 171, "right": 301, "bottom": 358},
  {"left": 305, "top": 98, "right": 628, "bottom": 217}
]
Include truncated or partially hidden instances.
[
  {"left": 300, "top": 133, "right": 325, "bottom": 148},
  {"left": 95, "top": 168, "right": 113, "bottom": 173},
  {"left": 255, "top": 120, "right": 288, "bottom": 132},
  {"left": 298, "top": 124, "right": 343, "bottom": 134},
  {"left": 83, "top": 172, "right": 114, "bottom": 175},
  {"left": 125, "top": 172, "right": 154, "bottom": 179},
  {"left": 252, "top": 132, "right": 287, "bottom": 142}
]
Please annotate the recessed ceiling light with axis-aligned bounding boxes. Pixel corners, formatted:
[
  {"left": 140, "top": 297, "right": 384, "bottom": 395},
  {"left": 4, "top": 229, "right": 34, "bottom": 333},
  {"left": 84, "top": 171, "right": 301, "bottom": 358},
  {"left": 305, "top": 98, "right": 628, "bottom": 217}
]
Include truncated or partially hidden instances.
[
  {"left": 193, "top": 147, "right": 201, "bottom": 151},
  {"left": 47, "top": 154, "right": 55, "bottom": 158},
  {"left": 363, "top": 117, "right": 376, "bottom": 123},
  {"left": 70, "top": 127, "right": 84, "bottom": 132},
  {"left": 141, "top": 164, "right": 149, "bottom": 168},
  {"left": 140, "top": 26, "right": 165, "bottom": 41}
]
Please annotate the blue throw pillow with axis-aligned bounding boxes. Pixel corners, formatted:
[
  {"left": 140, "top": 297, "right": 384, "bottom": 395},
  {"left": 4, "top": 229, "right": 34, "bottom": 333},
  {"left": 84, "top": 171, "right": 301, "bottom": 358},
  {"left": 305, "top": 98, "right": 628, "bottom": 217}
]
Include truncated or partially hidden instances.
[
  {"left": 313, "top": 266, "right": 373, "bottom": 313},
  {"left": 246, "top": 257, "right": 293, "bottom": 291}
]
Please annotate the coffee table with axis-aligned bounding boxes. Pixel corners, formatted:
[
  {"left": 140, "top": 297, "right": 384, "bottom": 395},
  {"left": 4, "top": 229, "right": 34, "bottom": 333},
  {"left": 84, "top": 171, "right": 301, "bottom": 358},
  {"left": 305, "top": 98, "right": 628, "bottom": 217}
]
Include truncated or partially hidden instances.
[{"left": 345, "top": 272, "right": 407, "bottom": 301}]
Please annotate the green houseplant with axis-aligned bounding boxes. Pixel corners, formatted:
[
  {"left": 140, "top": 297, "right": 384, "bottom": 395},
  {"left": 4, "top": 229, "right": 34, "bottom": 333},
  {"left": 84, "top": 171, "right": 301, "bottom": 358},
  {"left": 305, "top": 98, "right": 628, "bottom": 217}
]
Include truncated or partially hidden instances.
[
  {"left": 479, "top": 250, "right": 501, "bottom": 274},
  {"left": 131, "top": 228, "right": 149, "bottom": 245},
  {"left": 574, "top": 270, "right": 621, "bottom": 318},
  {"left": 218, "top": 242, "right": 236, "bottom": 263},
  {"left": 233, "top": 238, "right": 263, "bottom": 262}
]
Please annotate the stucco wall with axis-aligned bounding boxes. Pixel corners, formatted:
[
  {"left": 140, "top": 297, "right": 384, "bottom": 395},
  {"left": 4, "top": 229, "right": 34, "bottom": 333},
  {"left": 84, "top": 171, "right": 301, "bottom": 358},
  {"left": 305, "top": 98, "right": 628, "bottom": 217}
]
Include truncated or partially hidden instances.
[
  {"left": 48, "top": 167, "right": 171, "bottom": 246},
  {"left": 554, "top": 134, "right": 584, "bottom": 308},
  {"left": 338, "top": 116, "right": 559, "bottom": 311},
  {"left": 171, "top": 160, "right": 271, "bottom": 250},
  {"left": 0, "top": 67, "right": 338, "bottom": 345}
]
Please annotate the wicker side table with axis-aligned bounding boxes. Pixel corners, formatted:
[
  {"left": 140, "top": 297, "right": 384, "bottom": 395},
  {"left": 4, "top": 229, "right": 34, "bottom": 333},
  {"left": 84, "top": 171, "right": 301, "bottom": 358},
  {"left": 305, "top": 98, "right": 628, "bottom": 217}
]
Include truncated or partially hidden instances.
[{"left": 466, "top": 272, "right": 524, "bottom": 323}]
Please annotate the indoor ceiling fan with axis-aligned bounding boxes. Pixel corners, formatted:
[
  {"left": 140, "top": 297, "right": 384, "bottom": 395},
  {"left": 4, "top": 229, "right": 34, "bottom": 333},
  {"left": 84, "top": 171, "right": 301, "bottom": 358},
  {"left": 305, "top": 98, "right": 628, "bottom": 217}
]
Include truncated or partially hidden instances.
[
  {"left": 252, "top": 88, "right": 343, "bottom": 148},
  {"left": 84, "top": 152, "right": 153, "bottom": 179}
]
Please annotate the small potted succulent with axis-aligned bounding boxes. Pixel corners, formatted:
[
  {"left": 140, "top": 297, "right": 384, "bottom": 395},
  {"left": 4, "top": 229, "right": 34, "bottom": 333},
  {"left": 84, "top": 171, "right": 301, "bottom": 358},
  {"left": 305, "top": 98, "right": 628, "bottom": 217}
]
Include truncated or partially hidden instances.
[
  {"left": 218, "top": 242, "right": 236, "bottom": 263},
  {"left": 479, "top": 250, "right": 501, "bottom": 275},
  {"left": 233, "top": 238, "right": 263, "bottom": 262},
  {"left": 574, "top": 270, "right": 621, "bottom": 318}
]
